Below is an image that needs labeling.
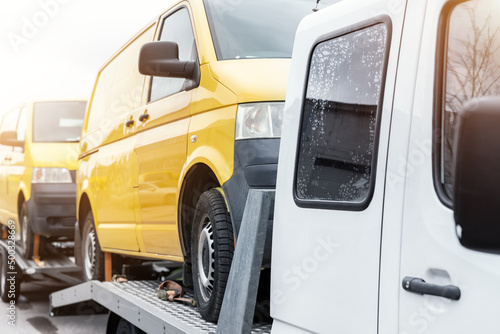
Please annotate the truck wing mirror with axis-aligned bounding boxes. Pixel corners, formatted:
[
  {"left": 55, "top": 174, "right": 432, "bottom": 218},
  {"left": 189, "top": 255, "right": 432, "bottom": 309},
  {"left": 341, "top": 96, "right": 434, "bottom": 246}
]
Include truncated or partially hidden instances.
[
  {"left": 453, "top": 97, "right": 500, "bottom": 252},
  {"left": 138, "top": 41, "right": 195, "bottom": 79},
  {"left": 0, "top": 131, "right": 24, "bottom": 149}
]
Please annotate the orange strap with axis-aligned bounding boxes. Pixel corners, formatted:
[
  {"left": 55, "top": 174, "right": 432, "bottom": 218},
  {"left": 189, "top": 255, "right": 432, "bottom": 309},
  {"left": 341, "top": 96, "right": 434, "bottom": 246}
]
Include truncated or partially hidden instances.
[{"left": 105, "top": 252, "right": 112, "bottom": 282}]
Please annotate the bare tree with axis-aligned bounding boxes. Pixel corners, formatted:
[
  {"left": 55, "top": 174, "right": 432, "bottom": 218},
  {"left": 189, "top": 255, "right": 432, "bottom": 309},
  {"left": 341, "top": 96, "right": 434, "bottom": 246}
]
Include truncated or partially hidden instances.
[
  {"left": 446, "top": 2, "right": 500, "bottom": 113},
  {"left": 443, "top": 1, "right": 500, "bottom": 196}
]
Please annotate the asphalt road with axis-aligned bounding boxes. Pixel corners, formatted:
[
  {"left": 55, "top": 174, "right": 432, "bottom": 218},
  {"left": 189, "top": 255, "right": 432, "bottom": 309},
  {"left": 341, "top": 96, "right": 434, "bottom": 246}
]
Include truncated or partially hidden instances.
[{"left": 0, "top": 279, "right": 107, "bottom": 334}]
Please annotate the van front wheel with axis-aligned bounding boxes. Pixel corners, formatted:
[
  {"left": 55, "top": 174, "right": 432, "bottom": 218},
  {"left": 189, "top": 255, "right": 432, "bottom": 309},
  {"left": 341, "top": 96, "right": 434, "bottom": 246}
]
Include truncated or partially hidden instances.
[
  {"left": 20, "top": 203, "right": 45, "bottom": 259},
  {"left": 191, "top": 189, "right": 234, "bottom": 322},
  {"left": 81, "top": 211, "right": 104, "bottom": 281}
]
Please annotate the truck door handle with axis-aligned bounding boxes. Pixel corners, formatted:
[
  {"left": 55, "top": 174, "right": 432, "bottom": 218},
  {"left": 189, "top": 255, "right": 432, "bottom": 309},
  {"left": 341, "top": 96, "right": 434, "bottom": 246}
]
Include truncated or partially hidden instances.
[
  {"left": 138, "top": 113, "right": 150, "bottom": 122},
  {"left": 125, "top": 119, "right": 135, "bottom": 127},
  {"left": 402, "top": 277, "right": 461, "bottom": 300}
]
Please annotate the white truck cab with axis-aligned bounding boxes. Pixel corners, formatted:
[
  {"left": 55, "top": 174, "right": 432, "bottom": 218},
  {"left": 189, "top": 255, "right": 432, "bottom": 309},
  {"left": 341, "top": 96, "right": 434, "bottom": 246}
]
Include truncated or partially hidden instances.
[{"left": 272, "top": 0, "right": 500, "bottom": 333}]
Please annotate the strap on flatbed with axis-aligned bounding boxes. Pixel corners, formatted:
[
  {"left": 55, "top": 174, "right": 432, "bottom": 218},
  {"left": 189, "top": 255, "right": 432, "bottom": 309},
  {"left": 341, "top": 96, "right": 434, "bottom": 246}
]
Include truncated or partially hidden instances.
[{"left": 105, "top": 252, "right": 112, "bottom": 282}]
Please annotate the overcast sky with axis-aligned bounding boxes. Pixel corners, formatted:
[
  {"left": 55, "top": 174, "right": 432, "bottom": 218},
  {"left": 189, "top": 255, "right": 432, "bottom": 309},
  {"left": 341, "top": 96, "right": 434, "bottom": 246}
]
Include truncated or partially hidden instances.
[{"left": 0, "top": 0, "right": 173, "bottom": 113}]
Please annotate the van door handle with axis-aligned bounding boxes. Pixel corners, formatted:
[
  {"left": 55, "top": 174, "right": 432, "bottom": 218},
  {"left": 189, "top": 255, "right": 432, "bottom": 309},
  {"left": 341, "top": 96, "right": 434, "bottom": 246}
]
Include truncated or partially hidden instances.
[
  {"left": 138, "top": 113, "right": 150, "bottom": 122},
  {"left": 125, "top": 119, "right": 135, "bottom": 127},
  {"left": 4, "top": 157, "right": 11, "bottom": 161},
  {"left": 402, "top": 277, "right": 461, "bottom": 300}
]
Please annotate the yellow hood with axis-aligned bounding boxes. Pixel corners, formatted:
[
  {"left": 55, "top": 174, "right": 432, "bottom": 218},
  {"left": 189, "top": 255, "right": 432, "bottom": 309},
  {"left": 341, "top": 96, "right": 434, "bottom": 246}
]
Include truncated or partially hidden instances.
[{"left": 209, "top": 59, "right": 291, "bottom": 103}]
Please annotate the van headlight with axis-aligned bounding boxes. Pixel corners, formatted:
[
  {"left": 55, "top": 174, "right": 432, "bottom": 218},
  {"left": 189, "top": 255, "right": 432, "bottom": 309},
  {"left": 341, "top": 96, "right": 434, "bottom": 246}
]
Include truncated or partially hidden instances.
[
  {"left": 32, "top": 168, "right": 72, "bottom": 183},
  {"left": 235, "top": 102, "right": 284, "bottom": 140}
]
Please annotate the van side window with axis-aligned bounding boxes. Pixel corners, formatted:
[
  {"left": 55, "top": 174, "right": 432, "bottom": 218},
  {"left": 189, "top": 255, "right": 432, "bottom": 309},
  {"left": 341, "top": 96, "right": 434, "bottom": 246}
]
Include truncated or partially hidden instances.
[
  {"left": 86, "top": 25, "right": 155, "bottom": 135},
  {"left": 17, "top": 106, "right": 28, "bottom": 142},
  {"left": 0, "top": 109, "right": 19, "bottom": 151},
  {"left": 149, "top": 8, "right": 197, "bottom": 102},
  {"left": 1, "top": 109, "right": 19, "bottom": 133},
  {"left": 295, "top": 23, "right": 388, "bottom": 208},
  {"left": 441, "top": 0, "right": 500, "bottom": 199}
]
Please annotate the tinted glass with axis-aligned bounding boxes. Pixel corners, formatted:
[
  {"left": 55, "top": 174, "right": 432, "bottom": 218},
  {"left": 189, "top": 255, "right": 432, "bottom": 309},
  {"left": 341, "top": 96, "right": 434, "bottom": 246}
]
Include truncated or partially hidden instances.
[
  {"left": 33, "top": 101, "right": 86, "bottom": 142},
  {"left": 1, "top": 109, "right": 19, "bottom": 133},
  {"left": 296, "top": 24, "right": 388, "bottom": 205},
  {"left": 150, "top": 8, "right": 197, "bottom": 102},
  {"left": 204, "top": 0, "right": 339, "bottom": 60},
  {"left": 0, "top": 108, "right": 19, "bottom": 152},
  {"left": 17, "top": 106, "right": 28, "bottom": 142},
  {"left": 442, "top": 0, "right": 500, "bottom": 198}
]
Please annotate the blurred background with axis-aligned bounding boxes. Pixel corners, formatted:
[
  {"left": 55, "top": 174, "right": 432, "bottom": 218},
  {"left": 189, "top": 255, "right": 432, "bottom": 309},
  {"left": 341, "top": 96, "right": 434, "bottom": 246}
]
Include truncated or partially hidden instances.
[{"left": 0, "top": 0, "right": 173, "bottom": 114}]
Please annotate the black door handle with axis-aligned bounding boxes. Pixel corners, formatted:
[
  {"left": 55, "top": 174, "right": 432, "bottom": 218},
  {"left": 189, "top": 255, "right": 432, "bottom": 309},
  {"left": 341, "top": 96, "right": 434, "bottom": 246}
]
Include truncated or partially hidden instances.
[
  {"left": 402, "top": 277, "right": 461, "bottom": 300},
  {"left": 138, "top": 113, "right": 150, "bottom": 122},
  {"left": 125, "top": 119, "right": 135, "bottom": 127}
]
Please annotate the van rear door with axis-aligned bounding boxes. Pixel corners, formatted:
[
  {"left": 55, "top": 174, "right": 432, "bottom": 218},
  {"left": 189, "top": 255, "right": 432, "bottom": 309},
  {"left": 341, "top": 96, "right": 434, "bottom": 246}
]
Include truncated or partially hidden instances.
[{"left": 271, "top": 1, "right": 408, "bottom": 333}]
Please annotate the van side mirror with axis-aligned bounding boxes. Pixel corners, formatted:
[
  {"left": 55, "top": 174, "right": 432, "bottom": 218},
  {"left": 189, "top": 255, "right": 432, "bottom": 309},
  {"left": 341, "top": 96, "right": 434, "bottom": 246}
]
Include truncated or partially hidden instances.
[
  {"left": 453, "top": 97, "right": 500, "bottom": 252},
  {"left": 138, "top": 41, "right": 195, "bottom": 79},
  {"left": 0, "top": 131, "right": 24, "bottom": 149}
]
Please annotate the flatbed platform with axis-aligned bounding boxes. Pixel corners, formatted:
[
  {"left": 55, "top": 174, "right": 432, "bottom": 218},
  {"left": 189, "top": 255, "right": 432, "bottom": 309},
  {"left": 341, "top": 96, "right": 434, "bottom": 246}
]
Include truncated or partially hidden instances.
[
  {"left": 50, "top": 280, "right": 272, "bottom": 334},
  {"left": 0, "top": 239, "right": 82, "bottom": 286}
]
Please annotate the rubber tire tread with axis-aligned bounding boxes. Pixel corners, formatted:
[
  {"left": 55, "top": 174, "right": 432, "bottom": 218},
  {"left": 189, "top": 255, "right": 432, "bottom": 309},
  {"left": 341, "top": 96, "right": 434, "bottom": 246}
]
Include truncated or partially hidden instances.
[
  {"left": 20, "top": 203, "right": 46, "bottom": 259},
  {"left": 191, "top": 189, "right": 234, "bottom": 323},
  {"left": 81, "top": 211, "right": 105, "bottom": 281},
  {"left": 0, "top": 246, "right": 20, "bottom": 303}
]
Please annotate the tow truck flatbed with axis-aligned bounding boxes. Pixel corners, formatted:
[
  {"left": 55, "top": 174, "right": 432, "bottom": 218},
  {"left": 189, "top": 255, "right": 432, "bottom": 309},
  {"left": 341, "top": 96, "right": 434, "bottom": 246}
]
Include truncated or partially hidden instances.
[
  {"left": 50, "top": 280, "right": 272, "bottom": 334},
  {"left": 0, "top": 239, "right": 82, "bottom": 286}
]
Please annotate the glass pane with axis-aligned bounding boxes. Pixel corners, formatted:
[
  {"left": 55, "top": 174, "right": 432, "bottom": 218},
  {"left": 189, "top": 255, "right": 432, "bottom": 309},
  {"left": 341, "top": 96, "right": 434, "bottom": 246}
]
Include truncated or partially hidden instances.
[
  {"left": 204, "top": 0, "right": 339, "bottom": 60},
  {"left": 33, "top": 101, "right": 86, "bottom": 142},
  {"left": 1, "top": 109, "right": 19, "bottom": 133},
  {"left": 17, "top": 107, "right": 28, "bottom": 142},
  {"left": 150, "top": 8, "right": 197, "bottom": 102},
  {"left": 296, "top": 24, "right": 387, "bottom": 204},
  {"left": 443, "top": 0, "right": 500, "bottom": 198}
]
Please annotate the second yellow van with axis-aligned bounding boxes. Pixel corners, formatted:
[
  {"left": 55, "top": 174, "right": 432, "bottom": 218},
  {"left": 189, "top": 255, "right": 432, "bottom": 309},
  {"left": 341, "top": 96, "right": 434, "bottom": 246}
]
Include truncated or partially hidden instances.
[
  {"left": 76, "top": 0, "right": 335, "bottom": 321},
  {"left": 0, "top": 100, "right": 86, "bottom": 259}
]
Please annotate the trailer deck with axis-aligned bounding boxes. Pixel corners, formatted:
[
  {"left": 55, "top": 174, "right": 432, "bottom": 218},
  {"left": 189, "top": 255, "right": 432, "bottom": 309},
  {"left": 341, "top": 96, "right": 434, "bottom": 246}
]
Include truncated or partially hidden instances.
[{"left": 50, "top": 280, "right": 272, "bottom": 334}]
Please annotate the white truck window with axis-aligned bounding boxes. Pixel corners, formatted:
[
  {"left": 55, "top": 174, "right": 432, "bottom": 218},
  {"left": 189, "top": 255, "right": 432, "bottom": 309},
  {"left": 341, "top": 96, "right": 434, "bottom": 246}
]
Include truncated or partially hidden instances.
[
  {"left": 442, "top": 0, "right": 500, "bottom": 199},
  {"left": 295, "top": 23, "right": 388, "bottom": 208}
]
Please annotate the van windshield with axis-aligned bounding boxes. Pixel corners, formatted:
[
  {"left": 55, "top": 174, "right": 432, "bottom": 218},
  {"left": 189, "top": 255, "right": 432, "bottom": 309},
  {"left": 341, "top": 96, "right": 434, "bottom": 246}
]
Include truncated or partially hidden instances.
[
  {"left": 33, "top": 101, "right": 86, "bottom": 143},
  {"left": 203, "top": 0, "right": 338, "bottom": 60}
]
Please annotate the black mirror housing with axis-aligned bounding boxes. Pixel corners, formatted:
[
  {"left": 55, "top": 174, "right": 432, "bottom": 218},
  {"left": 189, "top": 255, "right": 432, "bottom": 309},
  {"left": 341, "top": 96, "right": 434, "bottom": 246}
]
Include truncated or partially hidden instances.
[
  {"left": 453, "top": 97, "right": 500, "bottom": 252},
  {"left": 0, "top": 131, "right": 24, "bottom": 149},
  {"left": 138, "top": 41, "right": 195, "bottom": 79}
]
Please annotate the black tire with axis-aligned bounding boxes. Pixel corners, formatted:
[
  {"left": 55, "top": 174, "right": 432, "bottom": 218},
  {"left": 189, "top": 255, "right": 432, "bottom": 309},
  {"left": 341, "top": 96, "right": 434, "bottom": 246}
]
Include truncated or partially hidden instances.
[
  {"left": 19, "top": 203, "right": 46, "bottom": 259},
  {"left": 191, "top": 189, "right": 234, "bottom": 322},
  {"left": 74, "top": 222, "right": 82, "bottom": 267},
  {"left": 81, "top": 211, "right": 104, "bottom": 281},
  {"left": 182, "top": 262, "right": 193, "bottom": 289},
  {"left": 0, "top": 246, "right": 20, "bottom": 303},
  {"left": 115, "top": 318, "right": 146, "bottom": 334}
]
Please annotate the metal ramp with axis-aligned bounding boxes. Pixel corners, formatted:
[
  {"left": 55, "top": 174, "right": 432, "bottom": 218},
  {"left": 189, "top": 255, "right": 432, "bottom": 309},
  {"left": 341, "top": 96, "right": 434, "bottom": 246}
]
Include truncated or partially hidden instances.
[
  {"left": 49, "top": 190, "right": 275, "bottom": 334},
  {"left": 50, "top": 280, "right": 271, "bottom": 334},
  {"left": 0, "top": 239, "right": 82, "bottom": 285}
]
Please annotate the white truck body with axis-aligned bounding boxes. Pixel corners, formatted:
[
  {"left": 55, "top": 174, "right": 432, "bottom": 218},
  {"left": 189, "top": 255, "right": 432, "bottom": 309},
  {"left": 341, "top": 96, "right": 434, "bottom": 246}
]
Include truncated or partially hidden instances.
[{"left": 271, "top": 0, "right": 500, "bottom": 333}]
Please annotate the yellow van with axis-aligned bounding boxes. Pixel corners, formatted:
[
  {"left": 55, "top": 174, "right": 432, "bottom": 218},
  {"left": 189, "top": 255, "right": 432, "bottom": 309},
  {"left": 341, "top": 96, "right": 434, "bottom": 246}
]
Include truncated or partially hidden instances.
[
  {"left": 0, "top": 101, "right": 86, "bottom": 258},
  {"left": 76, "top": 0, "right": 333, "bottom": 321}
]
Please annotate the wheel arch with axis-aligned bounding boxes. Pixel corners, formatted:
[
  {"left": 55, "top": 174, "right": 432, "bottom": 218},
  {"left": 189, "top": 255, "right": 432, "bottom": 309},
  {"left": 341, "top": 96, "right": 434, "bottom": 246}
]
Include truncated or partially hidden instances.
[
  {"left": 178, "top": 163, "right": 221, "bottom": 263},
  {"left": 78, "top": 192, "right": 92, "bottom": 235},
  {"left": 17, "top": 190, "right": 26, "bottom": 219}
]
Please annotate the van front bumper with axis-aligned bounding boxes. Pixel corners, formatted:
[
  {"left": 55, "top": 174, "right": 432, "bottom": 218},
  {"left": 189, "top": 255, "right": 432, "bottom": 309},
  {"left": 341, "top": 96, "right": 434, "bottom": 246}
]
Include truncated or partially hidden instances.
[
  {"left": 26, "top": 183, "right": 76, "bottom": 239},
  {"left": 222, "top": 138, "right": 280, "bottom": 267}
]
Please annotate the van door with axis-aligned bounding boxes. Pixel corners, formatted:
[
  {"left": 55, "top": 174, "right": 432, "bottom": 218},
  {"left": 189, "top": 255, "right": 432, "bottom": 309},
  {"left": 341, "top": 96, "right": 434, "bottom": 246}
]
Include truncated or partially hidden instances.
[
  {"left": 89, "top": 24, "right": 156, "bottom": 252},
  {"left": 271, "top": 1, "right": 407, "bottom": 332},
  {"left": 0, "top": 108, "right": 20, "bottom": 222},
  {"left": 398, "top": 0, "right": 500, "bottom": 332},
  {"left": 135, "top": 6, "right": 197, "bottom": 258}
]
